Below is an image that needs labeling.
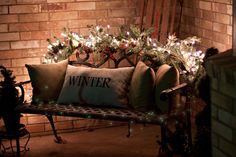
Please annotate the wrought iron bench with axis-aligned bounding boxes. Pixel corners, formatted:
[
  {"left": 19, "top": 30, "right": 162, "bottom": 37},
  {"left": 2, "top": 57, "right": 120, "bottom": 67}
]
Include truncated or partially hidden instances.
[{"left": 14, "top": 50, "right": 192, "bottom": 157}]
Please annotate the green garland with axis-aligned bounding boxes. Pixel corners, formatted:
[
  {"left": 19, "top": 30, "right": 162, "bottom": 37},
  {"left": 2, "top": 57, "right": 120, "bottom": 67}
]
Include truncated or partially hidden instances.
[{"left": 44, "top": 25, "right": 205, "bottom": 84}]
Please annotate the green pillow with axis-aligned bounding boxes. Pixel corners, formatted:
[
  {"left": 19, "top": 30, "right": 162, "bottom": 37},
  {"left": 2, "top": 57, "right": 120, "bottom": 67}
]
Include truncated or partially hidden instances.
[
  {"left": 130, "top": 61, "right": 155, "bottom": 110},
  {"left": 155, "top": 64, "right": 179, "bottom": 113},
  {"left": 57, "top": 65, "right": 134, "bottom": 108},
  {"left": 25, "top": 59, "right": 68, "bottom": 104}
]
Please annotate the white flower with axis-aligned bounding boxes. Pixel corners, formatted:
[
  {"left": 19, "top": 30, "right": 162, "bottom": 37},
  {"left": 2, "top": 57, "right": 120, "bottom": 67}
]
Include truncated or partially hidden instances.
[
  {"left": 72, "top": 32, "right": 80, "bottom": 41},
  {"left": 72, "top": 39, "right": 79, "bottom": 47}
]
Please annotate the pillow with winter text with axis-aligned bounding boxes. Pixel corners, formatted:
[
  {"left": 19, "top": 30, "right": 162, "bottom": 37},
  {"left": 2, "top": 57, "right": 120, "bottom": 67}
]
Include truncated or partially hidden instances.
[{"left": 57, "top": 65, "right": 134, "bottom": 108}]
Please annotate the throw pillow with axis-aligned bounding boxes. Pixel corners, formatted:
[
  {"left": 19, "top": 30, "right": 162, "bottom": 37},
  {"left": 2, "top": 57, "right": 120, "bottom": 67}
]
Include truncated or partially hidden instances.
[
  {"left": 129, "top": 61, "right": 155, "bottom": 110},
  {"left": 57, "top": 65, "right": 134, "bottom": 108},
  {"left": 155, "top": 64, "right": 179, "bottom": 113},
  {"left": 25, "top": 59, "right": 68, "bottom": 104}
]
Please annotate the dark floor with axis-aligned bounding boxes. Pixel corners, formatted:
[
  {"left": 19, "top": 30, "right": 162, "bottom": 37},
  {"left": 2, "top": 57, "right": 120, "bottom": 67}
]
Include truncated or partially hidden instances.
[{"left": 2, "top": 124, "right": 161, "bottom": 157}]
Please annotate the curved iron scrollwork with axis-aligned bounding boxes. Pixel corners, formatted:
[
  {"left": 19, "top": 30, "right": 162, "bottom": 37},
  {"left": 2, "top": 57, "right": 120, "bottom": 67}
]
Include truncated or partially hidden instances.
[{"left": 70, "top": 49, "right": 137, "bottom": 68}]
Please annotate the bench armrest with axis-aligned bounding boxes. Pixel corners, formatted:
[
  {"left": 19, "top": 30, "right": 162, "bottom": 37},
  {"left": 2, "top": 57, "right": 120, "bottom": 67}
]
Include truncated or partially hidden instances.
[{"left": 160, "top": 83, "right": 188, "bottom": 101}]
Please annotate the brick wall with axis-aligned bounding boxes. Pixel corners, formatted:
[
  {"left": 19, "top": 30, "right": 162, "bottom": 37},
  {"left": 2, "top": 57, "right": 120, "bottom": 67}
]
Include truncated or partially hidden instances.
[
  {"left": 0, "top": 0, "right": 234, "bottom": 137},
  {"left": 0, "top": 0, "right": 141, "bottom": 135},
  {"left": 180, "top": 0, "right": 233, "bottom": 52},
  {"left": 206, "top": 50, "right": 236, "bottom": 157},
  {"left": 0, "top": 0, "right": 141, "bottom": 82}
]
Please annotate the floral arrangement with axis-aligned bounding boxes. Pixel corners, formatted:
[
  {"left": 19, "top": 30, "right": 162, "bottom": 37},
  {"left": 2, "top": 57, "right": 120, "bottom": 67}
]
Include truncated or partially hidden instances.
[{"left": 44, "top": 25, "right": 205, "bottom": 84}]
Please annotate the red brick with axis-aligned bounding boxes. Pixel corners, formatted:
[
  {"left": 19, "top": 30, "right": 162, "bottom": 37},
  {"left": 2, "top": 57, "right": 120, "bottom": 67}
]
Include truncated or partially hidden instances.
[
  {"left": 199, "top": 1, "right": 212, "bottom": 11},
  {"left": 9, "top": 23, "right": 40, "bottom": 31},
  {"left": 55, "top": 121, "right": 73, "bottom": 130},
  {"left": 227, "top": 25, "right": 232, "bottom": 35},
  {"left": 0, "top": 42, "right": 10, "bottom": 50},
  {"left": 79, "top": 27, "right": 90, "bottom": 36},
  {"left": 47, "top": 0, "right": 74, "bottom": 2},
  {"left": 214, "top": 0, "right": 231, "bottom": 4},
  {"left": 9, "top": 67, "right": 24, "bottom": 75},
  {"left": 26, "top": 124, "right": 45, "bottom": 133},
  {"left": 56, "top": 116, "right": 79, "bottom": 122},
  {"left": 108, "top": 8, "right": 136, "bottom": 17},
  {"left": 40, "top": 21, "right": 67, "bottom": 30},
  {"left": 79, "top": 10, "right": 107, "bottom": 19},
  {"left": 215, "top": 13, "right": 231, "bottom": 24},
  {"left": 73, "top": 119, "right": 97, "bottom": 129},
  {"left": 11, "top": 57, "right": 41, "bottom": 67},
  {"left": 196, "top": 19, "right": 213, "bottom": 30},
  {"left": 0, "top": 49, "right": 22, "bottom": 59},
  {"left": 202, "top": 29, "right": 213, "bottom": 40},
  {"left": 212, "top": 41, "right": 227, "bottom": 52},
  {"left": 67, "top": 2, "right": 95, "bottom": 10},
  {"left": 212, "top": 3, "right": 228, "bottom": 14},
  {"left": 201, "top": 38, "right": 212, "bottom": 47},
  {"left": 19, "top": 13, "right": 48, "bottom": 22},
  {"left": 200, "top": 10, "right": 215, "bottom": 21},
  {"left": 48, "top": 30, "right": 61, "bottom": 38},
  {"left": 0, "top": 49, "right": 45, "bottom": 59},
  {"left": 213, "top": 32, "right": 228, "bottom": 43},
  {"left": 0, "top": 15, "right": 18, "bottom": 23},
  {"left": 22, "top": 48, "right": 47, "bottom": 57},
  {"left": 107, "top": 27, "right": 120, "bottom": 35},
  {"left": 16, "top": 75, "right": 30, "bottom": 82},
  {"left": 49, "top": 11, "right": 78, "bottom": 21},
  {"left": 125, "top": 17, "right": 140, "bottom": 25},
  {"left": 0, "top": 0, "right": 16, "bottom": 5},
  {"left": 11, "top": 40, "right": 40, "bottom": 49},
  {"left": 0, "top": 24, "right": 8, "bottom": 32},
  {"left": 10, "top": 5, "right": 39, "bottom": 14},
  {"left": 20, "top": 116, "right": 28, "bottom": 124},
  {"left": 20, "top": 31, "right": 50, "bottom": 40},
  {"left": 0, "top": 6, "right": 8, "bottom": 14},
  {"left": 97, "top": 18, "right": 125, "bottom": 27},
  {"left": 45, "top": 121, "right": 73, "bottom": 131},
  {"left": 96, "top": 1, "right": 129, "bottom": 9},
  {"left": 0, "top": 32, "right": 19, "bottom": 41},
  {"left": 227, "top": 4, "right": 232, "bottom": 15},
  {"left": 0, "top": 59, "right": 11, "bottom": 67},
  {"left": 28, "top": 115, "right": 47, "bottom": 124},
  {"left": 17, "top": 0, "right": 46, "bottom": 4},
  {"left": 40, "top": 39, "right": 48, "bottom": 48},
  {"left": 41, "top": 3, "right": 65, "bottom": 12},
  {"left": 68, "top": 19, "right": 96, "bottom": 28},
  {"left": 213, "top": 22, "right": 227, "bottom": 33}
]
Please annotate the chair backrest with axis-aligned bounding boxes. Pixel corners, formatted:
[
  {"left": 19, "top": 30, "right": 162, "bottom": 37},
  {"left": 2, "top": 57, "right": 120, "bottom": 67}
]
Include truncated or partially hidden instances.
[{"left": 140, "top": 0, "right": 183, "bottom": 43}]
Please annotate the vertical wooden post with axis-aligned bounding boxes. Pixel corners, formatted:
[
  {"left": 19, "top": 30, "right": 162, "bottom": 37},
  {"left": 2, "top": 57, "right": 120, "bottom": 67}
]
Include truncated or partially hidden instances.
[
  {"left": 233, "top": 0, "right": 236, "bottom": 55},
  {"left": 139, "top": 0, "right": 146, "bottom": 31}
]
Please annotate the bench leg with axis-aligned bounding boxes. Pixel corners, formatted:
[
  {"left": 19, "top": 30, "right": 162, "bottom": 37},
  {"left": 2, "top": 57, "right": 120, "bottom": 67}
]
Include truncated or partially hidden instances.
[
  {"left": 158, "top": 124, "right": 170, "bottom": 156},
  {"left": 45, "top": 115, "right": 65, "bottom": 144},
  {"left": 186, "top": 108, "right": 192, "bottom": 152},
  {"left": 158, "top": 115, "right": 193, "bottom": 157}
]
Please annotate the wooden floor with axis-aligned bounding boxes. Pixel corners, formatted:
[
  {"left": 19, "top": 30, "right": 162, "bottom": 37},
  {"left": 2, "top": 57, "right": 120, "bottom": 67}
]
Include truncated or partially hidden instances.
[{"left": 1, "top": 124, "right": 161, "bottom": 157}]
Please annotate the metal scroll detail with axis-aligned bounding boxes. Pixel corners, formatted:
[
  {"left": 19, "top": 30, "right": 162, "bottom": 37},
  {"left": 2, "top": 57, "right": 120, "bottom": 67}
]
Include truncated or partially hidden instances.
[{"left": 70, "top": 50, "right": 137, "bottom": 68}]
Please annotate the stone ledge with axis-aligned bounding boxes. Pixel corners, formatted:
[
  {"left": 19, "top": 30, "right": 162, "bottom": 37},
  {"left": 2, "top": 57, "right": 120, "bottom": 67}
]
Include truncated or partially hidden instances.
[{"left": 206, "top": 49, "right": 236, "bottom": 86}]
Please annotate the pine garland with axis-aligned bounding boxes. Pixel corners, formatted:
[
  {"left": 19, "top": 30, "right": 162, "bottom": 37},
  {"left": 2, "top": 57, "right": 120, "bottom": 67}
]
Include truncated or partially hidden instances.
[{"left": 44, "top": 25, "right": 205, "bottom": 84}]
